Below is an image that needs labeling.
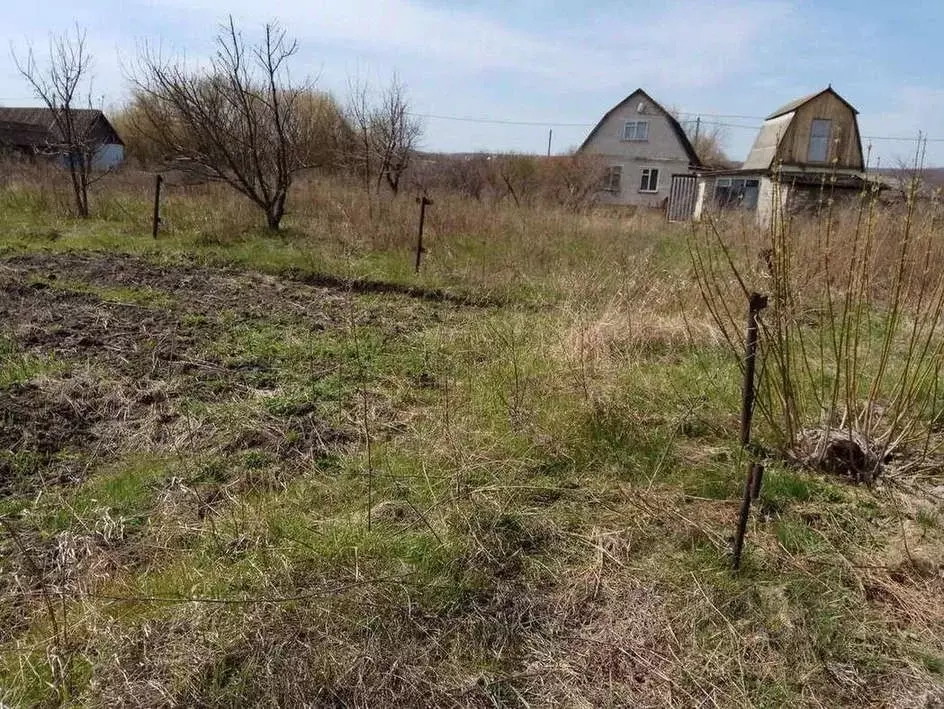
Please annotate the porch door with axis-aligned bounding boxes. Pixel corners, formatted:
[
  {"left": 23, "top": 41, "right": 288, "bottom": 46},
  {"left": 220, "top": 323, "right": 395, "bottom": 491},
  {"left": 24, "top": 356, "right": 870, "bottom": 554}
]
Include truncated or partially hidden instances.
[{"left": 667, "top": 174, "right": 697, "bottom": 222}]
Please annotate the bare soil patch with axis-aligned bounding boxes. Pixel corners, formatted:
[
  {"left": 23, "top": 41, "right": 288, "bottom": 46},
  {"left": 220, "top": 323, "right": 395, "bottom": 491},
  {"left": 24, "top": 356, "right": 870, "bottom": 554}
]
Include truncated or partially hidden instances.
[{"left": 0, "top": 250, "right": 429, "bottom": 494}]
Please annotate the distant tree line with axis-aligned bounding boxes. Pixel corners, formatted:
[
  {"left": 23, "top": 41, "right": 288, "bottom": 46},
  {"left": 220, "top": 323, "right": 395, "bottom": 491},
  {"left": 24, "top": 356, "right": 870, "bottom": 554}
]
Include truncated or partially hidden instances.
[{"left": 410, "top": 151, "right": 609, "bottom": 212}]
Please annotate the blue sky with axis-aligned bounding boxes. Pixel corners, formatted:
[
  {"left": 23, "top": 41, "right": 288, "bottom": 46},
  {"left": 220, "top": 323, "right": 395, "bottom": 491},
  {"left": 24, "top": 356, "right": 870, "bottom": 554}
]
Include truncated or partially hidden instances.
[{"left": 2, "top": 0, "right": 942, "bottom": 165}]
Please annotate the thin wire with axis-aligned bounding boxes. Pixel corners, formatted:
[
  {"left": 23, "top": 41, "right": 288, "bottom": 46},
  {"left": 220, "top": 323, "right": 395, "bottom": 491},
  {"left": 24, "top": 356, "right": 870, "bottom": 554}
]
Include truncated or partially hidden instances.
[
  {"left": 4, "top": 97, "right": 940, "bottom": 144},
  {"left": 10, "top": 575, "right": 461, "bottom": 605},
  {"left": 408, "top": 111, "right": 593, "bottom": 128},
  {"left": 676, "top": 111, "right": 768, "bottom": 121},
  {"left": 411, "top": 110, "right": 943, "bottom": 144}
]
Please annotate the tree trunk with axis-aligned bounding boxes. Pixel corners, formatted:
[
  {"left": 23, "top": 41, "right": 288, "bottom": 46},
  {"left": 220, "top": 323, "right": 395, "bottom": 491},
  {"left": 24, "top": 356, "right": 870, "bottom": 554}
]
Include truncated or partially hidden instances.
[
  {"left": 385, "top": 169, "right": 401, "bottom": 195},
  {"left": 68, "top": 153, "right": 89, "bottom": 218},
  {"left": 265, "top": 194, "right": 285, "bottom": 231}
]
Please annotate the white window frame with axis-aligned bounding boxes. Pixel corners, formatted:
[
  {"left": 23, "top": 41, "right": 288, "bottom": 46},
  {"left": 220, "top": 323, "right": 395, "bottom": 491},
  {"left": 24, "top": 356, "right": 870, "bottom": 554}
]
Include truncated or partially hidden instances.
[
  {"left": 622, "top": 120, "right": 649, "bottom": 142},
  {"left": 808, "top": 118, "right": 832, "bottom": 163},
  {"left": 602, "top": 165, "right": 623, "bottom": 193},
  {"left": 639, "top": 167, "right": 659, "bottom": 193}
]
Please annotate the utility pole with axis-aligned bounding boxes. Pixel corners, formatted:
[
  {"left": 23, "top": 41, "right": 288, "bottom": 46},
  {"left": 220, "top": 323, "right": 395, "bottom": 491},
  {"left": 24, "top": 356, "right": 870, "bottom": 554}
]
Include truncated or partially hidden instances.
[
  {"left": 693, "top": 116, "right": 701, "bottom": 147},
  {"left": 547, "top": 128, "right": 553, "bottom": 157}
]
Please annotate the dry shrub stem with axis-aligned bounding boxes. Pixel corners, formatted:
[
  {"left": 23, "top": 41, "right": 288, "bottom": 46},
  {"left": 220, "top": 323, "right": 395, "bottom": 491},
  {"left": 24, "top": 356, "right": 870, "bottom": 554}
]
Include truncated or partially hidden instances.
[{"left": 692, "top": 158, "right": 944, "bottom": 480}]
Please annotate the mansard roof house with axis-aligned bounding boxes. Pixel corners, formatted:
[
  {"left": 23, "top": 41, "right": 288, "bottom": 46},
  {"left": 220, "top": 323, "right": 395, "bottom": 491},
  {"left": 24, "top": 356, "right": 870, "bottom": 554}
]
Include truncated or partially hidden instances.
[
  {"left": 0, "top": 107, "right": 124, "bottom": 169},
  {"left": 687, "top": 86, "right": 871, "bottom": 226},
  {"left": 578, "top": 88, "right": 701, "bottom": 208}
]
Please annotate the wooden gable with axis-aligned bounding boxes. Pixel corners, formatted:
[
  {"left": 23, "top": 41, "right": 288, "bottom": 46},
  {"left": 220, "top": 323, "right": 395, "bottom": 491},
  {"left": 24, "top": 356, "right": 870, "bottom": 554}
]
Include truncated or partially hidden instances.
[{"left": 775, "top": 90, "right": 863, "bottom": 170}]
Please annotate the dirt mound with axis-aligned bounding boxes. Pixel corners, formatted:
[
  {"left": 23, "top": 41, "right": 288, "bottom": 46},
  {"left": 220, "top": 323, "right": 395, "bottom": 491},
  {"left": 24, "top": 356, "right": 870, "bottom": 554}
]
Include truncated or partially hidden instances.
[
  {"left": 0, "top": 252, "right": 387, "bottom": 496},
  {"left": 0, "top": 379, "right": 100, "bottom": 491},
  {"left": 0, "top": 380, "right": 97, "bottom": 454},
  {"left": 4, "top": 251, "right": 352, "bottom": 323}
]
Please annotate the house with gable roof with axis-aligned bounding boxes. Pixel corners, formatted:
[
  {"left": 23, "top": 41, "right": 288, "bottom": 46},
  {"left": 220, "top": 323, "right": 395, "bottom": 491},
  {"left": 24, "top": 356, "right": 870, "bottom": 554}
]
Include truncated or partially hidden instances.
[{"left": 578, "top": 88, "right": 702, "bottom": 208}]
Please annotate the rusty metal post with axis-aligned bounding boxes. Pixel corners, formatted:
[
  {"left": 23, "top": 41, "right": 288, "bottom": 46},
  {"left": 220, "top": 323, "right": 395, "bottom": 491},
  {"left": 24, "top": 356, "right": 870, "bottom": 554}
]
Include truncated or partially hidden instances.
[
  {"left": 415, "top": 195, "right": 432, "bottom": 273},
  {"left": 732, "top": 292, "right": 768, "bottom": 570},
  {"left": 740, "top": 292, "right": 767, "bottom": 447},
  {"left": 750, "top": 464, "right": 764, "bottom": 500},
  {"left": 733, "top": 462, "right": 761, "bottom": 568},
  {"left": 152, "top": 174, "right": 163, "bottom": 239}
]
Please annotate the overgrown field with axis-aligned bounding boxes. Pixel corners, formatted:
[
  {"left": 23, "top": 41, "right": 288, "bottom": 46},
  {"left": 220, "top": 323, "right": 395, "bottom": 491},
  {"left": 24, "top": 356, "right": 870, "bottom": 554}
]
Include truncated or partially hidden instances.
[{"left": 0, "top": 170, "right": 942, "bottom": 707}]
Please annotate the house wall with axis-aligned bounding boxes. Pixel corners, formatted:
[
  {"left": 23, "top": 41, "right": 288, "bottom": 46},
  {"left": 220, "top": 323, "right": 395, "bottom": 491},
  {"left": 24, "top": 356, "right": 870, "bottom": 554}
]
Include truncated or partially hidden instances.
[
  {"left": 756, "top": 177, "right": 789, "bottom": 229},
  {"left": 582, "top": 94, "right": 694, "bottom": 208},
  {"left": 58, "top": 143, "right": 125, "bottom": 170},
  {"left": 93, "top": 143, "right": 124, "bottom": 170},
  {"left": 776, "top": 93, "right": 863, "bottom": 169},
  {"left": 692, "top": 177, "right": 711, "bottom": 220},
  {"left": 783, "top": 181, "right": 863, "bottom": 216}
]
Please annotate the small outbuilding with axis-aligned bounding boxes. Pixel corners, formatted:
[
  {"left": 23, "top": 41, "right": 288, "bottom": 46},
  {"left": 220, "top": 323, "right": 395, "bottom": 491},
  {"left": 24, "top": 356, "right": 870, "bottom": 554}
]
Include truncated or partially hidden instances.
[
  {"left": 0, "top": 107, "right": 124, "bottom": 169},
  {"left": 683, "top": 87, "right": 875, "bottom": 226}
]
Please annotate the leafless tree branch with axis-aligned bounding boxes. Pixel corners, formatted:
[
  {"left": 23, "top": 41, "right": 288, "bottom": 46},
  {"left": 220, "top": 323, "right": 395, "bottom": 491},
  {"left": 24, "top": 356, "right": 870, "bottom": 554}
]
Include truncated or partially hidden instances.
[
  {"left": 128, "top": 17, "right": 311, "bottom": 230},
  {"left": 12, "top": 25, "right": 104, "bottom": 217}
]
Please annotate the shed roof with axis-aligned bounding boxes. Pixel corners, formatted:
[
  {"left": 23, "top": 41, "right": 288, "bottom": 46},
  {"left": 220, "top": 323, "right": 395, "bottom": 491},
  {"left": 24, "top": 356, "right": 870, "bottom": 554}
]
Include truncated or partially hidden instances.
[
  {"left": 766, "top": 86, "right": 859, "bottom": 120},
  {"left": 579, "top": 88, "right": 701, "bottom": 167},
  {"left": 0, "top": 120, "right": 53, "bottom": 147},
  {"left": 742, "top": 112, "right": 795, "bottom": 170},
  {"left": 0, "top": 107, "right": 123, "bottom": 145}
]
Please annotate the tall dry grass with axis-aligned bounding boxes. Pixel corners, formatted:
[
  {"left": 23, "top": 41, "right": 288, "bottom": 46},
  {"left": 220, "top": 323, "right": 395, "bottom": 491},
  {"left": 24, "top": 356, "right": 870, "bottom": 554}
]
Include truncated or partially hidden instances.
[{"left": 0, "top": 161, "right": 690, "bottom": 307}]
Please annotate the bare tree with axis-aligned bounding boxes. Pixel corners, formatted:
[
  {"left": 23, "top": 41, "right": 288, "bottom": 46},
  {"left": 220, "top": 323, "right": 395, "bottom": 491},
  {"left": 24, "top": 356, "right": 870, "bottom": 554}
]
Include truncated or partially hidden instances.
[
  {"left": 690, "top": 122, "right": 732, "bottom": 168},
  {"left": 345, "top": 77, "right": 375, "bottom": 207},
  {"left": 667, "top": 108, "right": 733, "bottom": 168},
  {"left": 13, "top": 26, "right": 102, "bottom": 218},
  {"left": 492, "top": 153, "right": 540, "bottom": 208},
  {"left": 115, "top": 88, "right": 353, "bottom": 170},
  {"left": 344, "top": 76, "right": 423, "bottom": 200},
  {"left": 544, "top": 151, "right": 607, "bottom": 212},
  {"left": 370, "top": 77, "right": 422, "bottom": 194},
  {"left": 130, "top": 18, "right": 311, "bottom": 230}
]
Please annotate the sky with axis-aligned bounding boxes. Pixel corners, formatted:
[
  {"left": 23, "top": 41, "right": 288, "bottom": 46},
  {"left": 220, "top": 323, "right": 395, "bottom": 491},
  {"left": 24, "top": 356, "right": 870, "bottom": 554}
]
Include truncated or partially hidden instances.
[{"left": 2, "top": 0, "right": 942, "bottom": 166}]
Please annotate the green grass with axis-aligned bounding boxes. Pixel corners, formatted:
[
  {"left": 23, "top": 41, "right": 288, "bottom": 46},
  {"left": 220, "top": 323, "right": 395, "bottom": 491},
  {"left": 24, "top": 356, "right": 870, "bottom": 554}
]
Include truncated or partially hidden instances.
[
  {"left": 34, "top": 276, "right": 177, "bottom": 309},
  {"left": 0, "top": 334, "right": 61, "bottom": 387},
  {"left": 0, "top": 175, "right": 942, "bottom": 706}
]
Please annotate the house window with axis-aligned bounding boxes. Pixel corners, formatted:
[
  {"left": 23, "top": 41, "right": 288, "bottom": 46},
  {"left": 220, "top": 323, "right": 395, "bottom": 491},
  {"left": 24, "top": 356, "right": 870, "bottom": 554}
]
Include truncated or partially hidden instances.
[
  {"left": 808, "top": 119, "right": 831, "bottom": 162},
  {"left": 639, "top": 168, "right": 659, "bottom": 192},
  {"left": 714, "top": 177, "right": 760, "bottom": 210},
  {"left": 602, "top": 165, "right": 622, "bottom": 192},
  {"left": 622, "top": 120, "right": 649, "bottom": 141}
]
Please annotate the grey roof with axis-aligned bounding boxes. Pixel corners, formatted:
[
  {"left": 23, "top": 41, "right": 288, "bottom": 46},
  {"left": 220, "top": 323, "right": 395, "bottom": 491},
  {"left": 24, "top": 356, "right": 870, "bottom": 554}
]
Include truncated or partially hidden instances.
[
  {"left": 742, "top": 112, "right": 795, "bottom": 170},
  {"left": 0, "top": 120, "right": 53, "bottom": 148},
  {"left": 579, "top": 88, "right": 702, "bottom": 167},
  {"left": 766, "top": 86, "right": 859, "bottom": 120},
  {"left": 0, "top": 107, "right": 123, "bottom": 145}
]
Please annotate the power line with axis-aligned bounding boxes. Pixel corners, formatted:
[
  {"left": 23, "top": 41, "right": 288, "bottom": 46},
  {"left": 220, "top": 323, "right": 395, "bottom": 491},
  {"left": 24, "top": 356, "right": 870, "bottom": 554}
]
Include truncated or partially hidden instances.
[
  {"left": 411, "top": 110, "right": 944, "bottom": 144},
  {"left": 676, "top": 110, "right": 768, "bottom": 121},
  {"left": 3, "top": 97, "right": 941, "bottom": 144},
  {"left": 408, "top": 111, "right": 593, "bottom": 128}
]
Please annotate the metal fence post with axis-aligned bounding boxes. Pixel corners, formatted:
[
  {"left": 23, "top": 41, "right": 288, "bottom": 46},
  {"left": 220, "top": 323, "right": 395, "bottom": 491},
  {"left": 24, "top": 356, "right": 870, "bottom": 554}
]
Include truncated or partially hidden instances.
[
  {"left": 152, "top": 174, "right": 163, "bottom": 239},
  {"left": 732, "top": 291, "right": 768, "bottom": 570},
  {"left": 415, "top": 195, "right": 432, "bottom": 273}
]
